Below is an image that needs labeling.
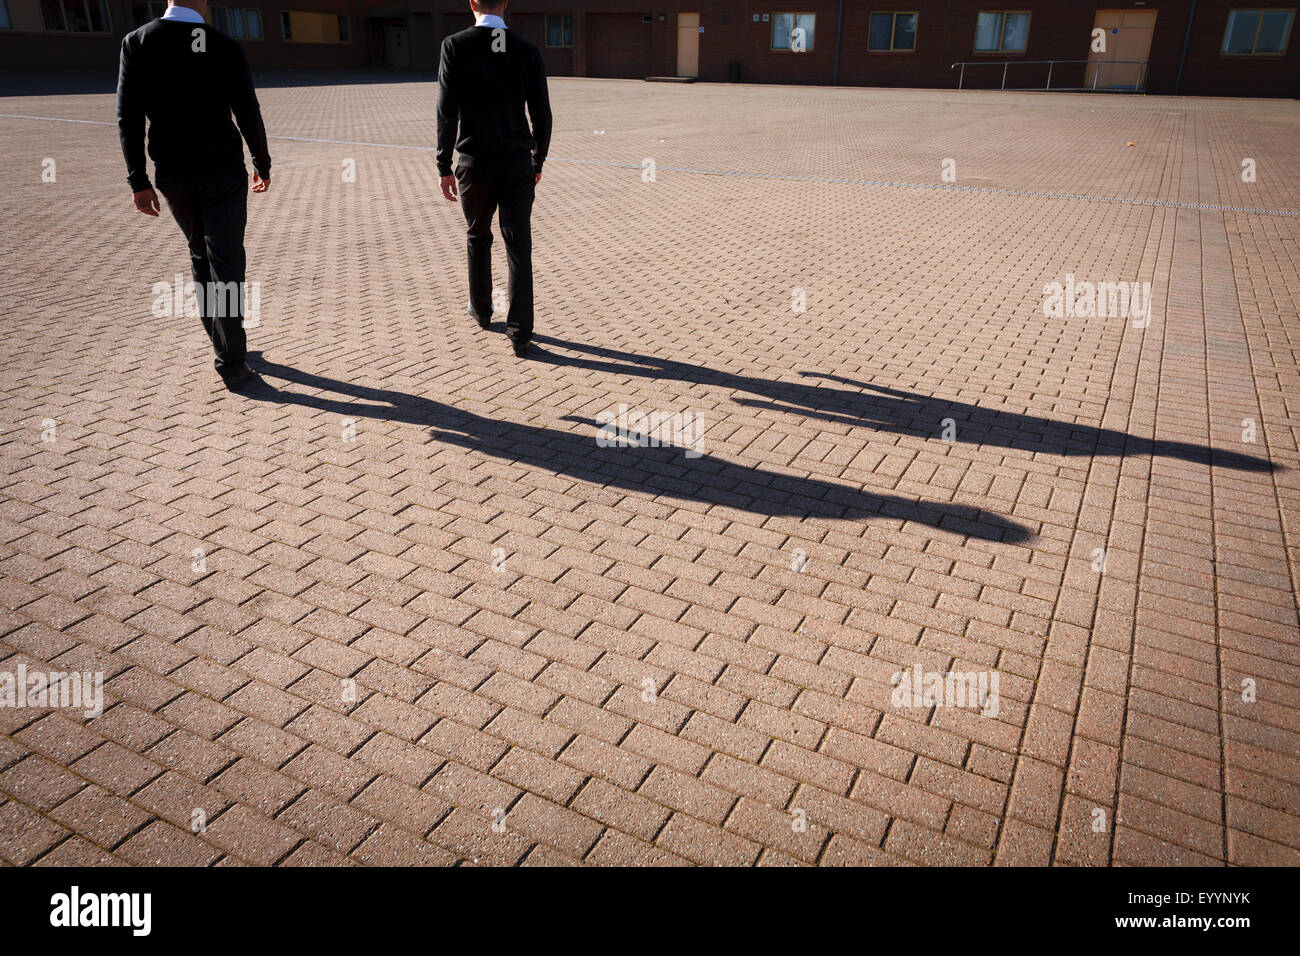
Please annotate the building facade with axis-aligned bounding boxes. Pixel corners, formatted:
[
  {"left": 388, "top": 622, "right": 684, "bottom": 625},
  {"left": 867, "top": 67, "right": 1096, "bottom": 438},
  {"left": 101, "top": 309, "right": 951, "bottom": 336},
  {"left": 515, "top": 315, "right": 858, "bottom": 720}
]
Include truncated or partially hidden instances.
[{"left": 1, "top": 0, "right": 1296, "bottom": 98}]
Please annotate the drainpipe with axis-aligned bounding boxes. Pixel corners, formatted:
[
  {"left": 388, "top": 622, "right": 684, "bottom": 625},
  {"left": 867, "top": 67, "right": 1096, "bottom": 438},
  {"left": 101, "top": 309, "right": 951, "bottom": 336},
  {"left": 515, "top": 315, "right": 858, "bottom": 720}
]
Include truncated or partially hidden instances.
[
  {"left": 832, "top": 0, "right": 845, "bottom": 85},
  {"left": 1175, "top": 0, "right": 1198, "bottom": 93}
]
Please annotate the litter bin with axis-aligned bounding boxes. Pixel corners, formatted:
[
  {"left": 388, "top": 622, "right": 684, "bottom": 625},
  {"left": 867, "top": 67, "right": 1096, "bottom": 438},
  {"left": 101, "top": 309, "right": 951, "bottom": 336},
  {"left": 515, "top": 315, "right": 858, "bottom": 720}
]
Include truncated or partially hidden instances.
[{"left": 728, "top": 61, "right": 741, "bottom": 83}]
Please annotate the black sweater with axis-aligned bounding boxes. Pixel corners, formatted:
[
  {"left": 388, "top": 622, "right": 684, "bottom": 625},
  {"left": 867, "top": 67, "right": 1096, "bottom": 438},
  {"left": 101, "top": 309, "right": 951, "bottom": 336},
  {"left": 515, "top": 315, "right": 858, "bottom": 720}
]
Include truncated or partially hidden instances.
[
  {"left": 116, "top": 19, "right": 271, "bottom": 192},
  {"left": 436, "top": 25, "right": 552, "bottom": 177}
]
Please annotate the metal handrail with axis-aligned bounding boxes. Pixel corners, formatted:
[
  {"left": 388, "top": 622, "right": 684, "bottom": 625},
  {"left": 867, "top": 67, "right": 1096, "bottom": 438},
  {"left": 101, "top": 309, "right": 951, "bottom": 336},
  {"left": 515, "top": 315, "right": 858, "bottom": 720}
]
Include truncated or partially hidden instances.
[{"left": 950, "top": 58, "right": 1149, "bottom": 92}]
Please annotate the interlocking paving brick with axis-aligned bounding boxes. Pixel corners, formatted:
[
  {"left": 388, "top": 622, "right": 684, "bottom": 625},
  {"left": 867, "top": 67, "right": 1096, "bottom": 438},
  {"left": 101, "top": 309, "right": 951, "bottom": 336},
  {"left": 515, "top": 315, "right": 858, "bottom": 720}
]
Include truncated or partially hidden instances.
[
  {"left": 0, "top": 75, "right": 1296, "bottom": 866},
  {"left": 114, "top": 819, "right": 222, "bottom": 867}
]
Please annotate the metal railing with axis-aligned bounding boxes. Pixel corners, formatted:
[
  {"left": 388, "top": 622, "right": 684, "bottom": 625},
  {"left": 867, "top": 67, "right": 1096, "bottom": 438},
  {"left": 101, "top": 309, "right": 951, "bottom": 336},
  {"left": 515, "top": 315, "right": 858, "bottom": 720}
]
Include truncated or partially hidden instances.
[{"left": 950, "top": 59, "right": 1149, "bottom": 92}]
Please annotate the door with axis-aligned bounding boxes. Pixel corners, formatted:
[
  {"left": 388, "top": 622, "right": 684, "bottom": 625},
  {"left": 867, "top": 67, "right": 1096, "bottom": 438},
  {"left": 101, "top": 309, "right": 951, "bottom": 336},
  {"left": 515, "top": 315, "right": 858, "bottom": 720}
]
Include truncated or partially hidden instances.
[
  {"left": 384, "top": 25, "right": 410, "bottom": 68},
  {"left": 1088, "top": 10, "right": 1156, "bottom": 90},
  {"left": 676, "top": 12, "right": 699, "bottom": 77}
]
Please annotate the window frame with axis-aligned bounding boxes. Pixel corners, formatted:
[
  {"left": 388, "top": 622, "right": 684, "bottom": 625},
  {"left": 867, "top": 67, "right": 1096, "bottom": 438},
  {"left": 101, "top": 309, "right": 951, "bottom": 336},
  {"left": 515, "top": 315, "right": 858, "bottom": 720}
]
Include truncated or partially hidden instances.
[
  {"left": 544, "top": 12, "right": 573, "bottom": 48},
  {"left": 771, "top": 11, "right": 817, "bottom": 52},
  {"left": 973, "top": 10, "right": 1031, "bottom": 54},
  {"left": 131, "top": 1, "right": 165, "bottom": 27},
  {"left": 211, "top": 6, "right": 252, "bottom": 37},
  {"left": 868, "top": 11, "right": 918, "bottom": 53},
  {"left": 215, "top": 7, "right": 263, "bottom": 40},
  {"left": 1220, "top": 8, "right": 1295, "bottom": 55},
  {"left": 39, "top": 0, "right": 113, "bottom": 33},
  {"left": 129, "top": 0, "right": 163, "bottom": 27},
  {"left": 278, "top": 10, "right": 350, "bottom": 43}
]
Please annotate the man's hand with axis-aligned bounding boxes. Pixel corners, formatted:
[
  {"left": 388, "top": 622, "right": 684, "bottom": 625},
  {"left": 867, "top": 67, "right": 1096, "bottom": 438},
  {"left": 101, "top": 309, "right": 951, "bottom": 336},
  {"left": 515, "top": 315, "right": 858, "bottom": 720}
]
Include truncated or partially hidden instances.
[
  {"left": 535, "top": 171, "right": 542, "bottom": 185},
  {"left": 133, "top": 188, "right": 160, "bottom": 216},
  {"left": 440, "top": 174, "right": 458, "bottom": 202},
  {"left": 252, "top": 173, "right": 270, "bottom": 193}
]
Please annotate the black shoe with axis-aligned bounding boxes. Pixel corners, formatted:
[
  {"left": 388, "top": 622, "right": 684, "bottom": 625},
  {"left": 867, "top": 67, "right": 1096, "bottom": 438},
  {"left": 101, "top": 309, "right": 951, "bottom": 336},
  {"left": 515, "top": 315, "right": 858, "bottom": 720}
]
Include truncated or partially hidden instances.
[
  {"left": 220, "top": 364, "right": 256, "bottom": 392},
  {"left": 509, "top": 336, "right": 531, "bottom": 358},
  {"left": 468, "top": 301, "right": 490, "bottom": 329}
]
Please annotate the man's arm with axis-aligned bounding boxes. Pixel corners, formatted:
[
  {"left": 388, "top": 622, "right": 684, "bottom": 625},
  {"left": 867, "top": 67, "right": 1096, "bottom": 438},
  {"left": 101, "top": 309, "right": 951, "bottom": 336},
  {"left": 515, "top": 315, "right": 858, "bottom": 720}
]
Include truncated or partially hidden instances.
[
  {"left": 526, "top": 45, "right": 553, "bottom": 176},
  {"left": 229, "top": 43, "right": 271, "bottom": 185},
  {"left": 435, "top": 37, "right": 458, "bottom": 179},
  {"left": 116, "top": 35, "right": 152, "bottom": 194}
]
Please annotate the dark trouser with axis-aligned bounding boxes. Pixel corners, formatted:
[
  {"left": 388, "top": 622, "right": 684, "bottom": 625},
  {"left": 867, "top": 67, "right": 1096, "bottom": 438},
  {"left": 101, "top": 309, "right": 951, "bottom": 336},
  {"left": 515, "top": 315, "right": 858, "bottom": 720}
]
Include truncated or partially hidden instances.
[
  {"left": 156, "top": 172, "right": 249, "bottom": 376},
  {"left": 455, "top": 159, "right": 536, "bottom": 342}
]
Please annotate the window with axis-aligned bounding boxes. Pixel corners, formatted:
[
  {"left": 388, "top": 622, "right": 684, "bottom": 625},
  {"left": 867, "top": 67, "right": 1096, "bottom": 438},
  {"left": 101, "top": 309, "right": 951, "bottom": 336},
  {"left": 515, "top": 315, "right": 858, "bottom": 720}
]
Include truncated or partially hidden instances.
[
  {"left": 868, "top": 12, "right": 916, "bottom": 51},
  {"left": 545, "top": 13, "right": 572, "bottom": 47},
  {"left": 212, "top": 6, "right": 240, "bottom": 35},
  {"left": 131, "top": 1, "right": 166, "bottom": 26},
  {"left": 41, "top": 0, "right": 111, "bottom": 31},
  {"left": 0, "top": 0, "right": 11, "bottom": 30},
  {"left": 974, "top": 11, "right": 1029, "bottom": 52},
  {"left": 280, "top": 11, "right": 349, "bottom": 42},
  {"left": 772, "top": 12, "right": 815, "bottom": 51},
  {"left": 41, "top": 0, "right": 64, "bottom": 29},
  {"left": 1221, "top": 9, "right": 1294, "bottom": 54},
  {"left": 212, "top": 6, "right": 263, "bottom": 38},
  {"left": 65, "top": 0, "right": 87, "bottom": 29}
]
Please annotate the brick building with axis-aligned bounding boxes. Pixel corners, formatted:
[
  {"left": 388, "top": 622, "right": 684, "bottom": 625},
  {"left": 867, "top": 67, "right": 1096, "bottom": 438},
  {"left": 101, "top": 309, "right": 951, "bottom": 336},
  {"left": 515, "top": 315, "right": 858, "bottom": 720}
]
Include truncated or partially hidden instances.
[{"left": 1, "top": 0, "right": 1295, "bottom": 97}]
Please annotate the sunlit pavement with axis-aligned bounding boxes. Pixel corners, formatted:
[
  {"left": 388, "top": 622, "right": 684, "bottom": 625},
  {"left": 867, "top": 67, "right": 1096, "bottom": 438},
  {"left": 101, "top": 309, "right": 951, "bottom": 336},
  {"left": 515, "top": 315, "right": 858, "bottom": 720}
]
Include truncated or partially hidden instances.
[{"left": 0, "top": 77, "right": 1297, "bottom": 865}]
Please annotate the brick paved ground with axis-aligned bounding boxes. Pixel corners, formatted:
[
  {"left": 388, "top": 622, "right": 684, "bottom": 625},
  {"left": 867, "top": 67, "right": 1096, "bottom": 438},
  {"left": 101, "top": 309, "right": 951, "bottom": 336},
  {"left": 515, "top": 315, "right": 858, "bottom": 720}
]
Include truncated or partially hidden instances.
[{"left": 0, "top": 76, "right": 1297, "bottom": 866}]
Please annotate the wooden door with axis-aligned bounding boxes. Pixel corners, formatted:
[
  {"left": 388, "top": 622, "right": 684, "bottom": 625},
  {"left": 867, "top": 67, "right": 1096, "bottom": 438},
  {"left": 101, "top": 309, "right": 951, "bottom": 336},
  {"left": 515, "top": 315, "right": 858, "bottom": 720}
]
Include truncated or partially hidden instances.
[
  {"left": 1089, "top": 10, "right": 1156, "bottom": 89},
  {"left": 676, "top": 13, "right": 699, "bottom": 77}
]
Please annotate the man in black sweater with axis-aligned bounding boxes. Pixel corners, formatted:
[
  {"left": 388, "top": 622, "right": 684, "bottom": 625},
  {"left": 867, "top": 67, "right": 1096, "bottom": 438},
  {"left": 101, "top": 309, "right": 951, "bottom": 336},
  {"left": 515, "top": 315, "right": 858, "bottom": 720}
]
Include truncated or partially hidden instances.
[
  {"left": 116, "top": 0, "right": 271, "bottom": 391},
  {"left": 437, "top": 0, "right": 552, "bottom": 357}
]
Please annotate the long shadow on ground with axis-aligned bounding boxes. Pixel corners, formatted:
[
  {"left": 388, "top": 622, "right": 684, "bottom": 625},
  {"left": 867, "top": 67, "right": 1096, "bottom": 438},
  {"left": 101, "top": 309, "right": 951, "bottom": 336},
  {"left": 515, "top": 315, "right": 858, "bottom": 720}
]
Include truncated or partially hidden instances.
[
  {"left": 530, "top": 336, "right": 1274, "bottom": 473},
  {"left": 244, "top": 352, "right": 1032, "bottom": 543}
]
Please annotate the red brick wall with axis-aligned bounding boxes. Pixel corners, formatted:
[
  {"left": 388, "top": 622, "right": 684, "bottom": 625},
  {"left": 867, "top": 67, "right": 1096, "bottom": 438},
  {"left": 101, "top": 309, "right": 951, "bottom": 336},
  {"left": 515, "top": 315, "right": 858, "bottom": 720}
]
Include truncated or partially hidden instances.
[
  {"left": 1177, "top": 1, "right": 1300, "bottom": 97},
  {"left": 425, "top": 0, "right": 1294, "bottom": 97},
  {"left": 587, "top": 11, "right": 653, "bottom": 78},
  {"left": 0, "top": 30, "right": 121, "bottom": 72},
  {"left": 0, "top": 0, "right": 378, "bottom": 71},
  {"left": 3, "top": 0, "right": 1296, "bottom": 96}
]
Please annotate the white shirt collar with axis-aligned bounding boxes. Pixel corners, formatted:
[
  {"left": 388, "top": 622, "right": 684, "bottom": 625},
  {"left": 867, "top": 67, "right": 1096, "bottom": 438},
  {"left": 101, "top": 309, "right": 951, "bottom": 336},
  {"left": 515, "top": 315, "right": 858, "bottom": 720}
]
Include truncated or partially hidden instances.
[
  {"left": 474, "top": 13, "right": 507, "bottom": 29},
  {"left": 161, "top": 5, "right": 205, "bottom": 22}
]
